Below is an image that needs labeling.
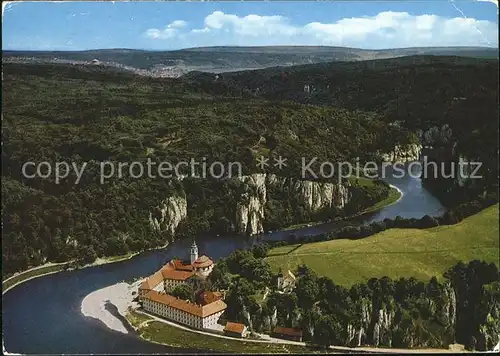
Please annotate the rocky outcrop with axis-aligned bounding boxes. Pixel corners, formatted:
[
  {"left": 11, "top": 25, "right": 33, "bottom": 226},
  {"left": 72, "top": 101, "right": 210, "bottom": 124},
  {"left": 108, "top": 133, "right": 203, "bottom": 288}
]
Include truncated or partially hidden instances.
[
  {"left": 293, "top": 179, "right": 350, "bottom": 211},
  {"left": 236, "top": 174, "right": 267, "bottom": 235},
  {"left": 372, "top": 308, "right": 395, "bottom": 347},
  {"left": 418, "top": 124, "right": 453, "bottom": 148},
  {"left": 381, "top": 143, "right": 422, "bottom": 163},
  {"left": 236, "top": 173, "right": 352, "bottom": 235},
  {"left": 346, "top": 298, "right": 372, "bottom": 346},
  {"left": 149, "top": 195, "right": 187, "bottom": 237},
  {"left": 146, "top": 172, "right": 351, "bottom": 238},
  {"left": 65, "top": 235, "right": 79, "bottom": 248},
  {"left": 418, "top": 125, "right": 479, "bottom": 190},
  {"left": 242, "top": 303, "right": 254, "bottom": 331}
]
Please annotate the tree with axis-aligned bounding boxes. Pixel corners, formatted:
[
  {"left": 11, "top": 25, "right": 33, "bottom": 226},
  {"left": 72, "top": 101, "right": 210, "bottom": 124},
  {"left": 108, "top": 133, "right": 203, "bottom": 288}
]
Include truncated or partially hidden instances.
[
  {"left": 421, "top": 214, "right": 439, "bottom": 228},
  {"left": 80, "top": 246, "right": 97, "bottom": 264},
  {"left": 296, "top": 269, "right": 320, "bottom": 309},
  {"left": 251, "top": 242, "right": 269, "bottom": 259},
  {"left": 208, "top": 260, "right": 231, "bottom": 290},
  {"left": 313, "top": 315, "right": 342, "bottom": 348},
  {"left": 171, "top": 284, "right": 195, "bottom": 302}
]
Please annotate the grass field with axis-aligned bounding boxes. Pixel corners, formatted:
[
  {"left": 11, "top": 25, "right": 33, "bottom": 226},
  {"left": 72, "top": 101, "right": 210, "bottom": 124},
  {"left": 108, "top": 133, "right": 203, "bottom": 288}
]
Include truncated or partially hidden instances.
[
  {"left": 126, "top": 310, "right": 324, "bottom": 354},
  {"left": 266, "top": 204, "right": 499, "bottom": 287}
]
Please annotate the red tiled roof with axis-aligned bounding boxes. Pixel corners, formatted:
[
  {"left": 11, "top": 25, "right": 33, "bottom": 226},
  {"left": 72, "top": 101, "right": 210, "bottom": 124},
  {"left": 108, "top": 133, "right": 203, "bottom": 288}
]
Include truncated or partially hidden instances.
[
  {"left": 193, "top": 255, "right": 214, "bottom": 268},
  {"left": 170, "top": 259, "right": 194, "bottom": 271},
  {"left": 161, "top": 265, "right": 195, "bottom": 281},
  {"left": 143, "top": 290, "right": 227, "bottom": 317},
  {"left": 224, "top": 322, "right": 246, "bottom": 334},
  {"left": 140, "top": 254, "right": 214, "bottom": 289},
  {"left": 273, "top": 327, "right": 303, "bottom": 337},
  {"left": 139, "top": 270, "right": 163, "bottom": 290},
  {"left": 198, "top": 291, "right": 223, "bottom": 305}
]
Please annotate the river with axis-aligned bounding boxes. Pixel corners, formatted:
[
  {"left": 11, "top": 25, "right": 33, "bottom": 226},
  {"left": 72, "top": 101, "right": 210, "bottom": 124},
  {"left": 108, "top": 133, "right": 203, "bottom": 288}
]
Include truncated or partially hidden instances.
[{"left": 2, "top": 167, "right": 445, "bottom": 354}]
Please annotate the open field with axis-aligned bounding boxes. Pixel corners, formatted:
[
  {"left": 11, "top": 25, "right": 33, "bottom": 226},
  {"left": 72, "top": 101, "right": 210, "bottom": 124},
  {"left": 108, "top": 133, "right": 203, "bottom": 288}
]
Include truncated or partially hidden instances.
[{"left": 267, "top": 204, "right": 499, "bottom": 286}]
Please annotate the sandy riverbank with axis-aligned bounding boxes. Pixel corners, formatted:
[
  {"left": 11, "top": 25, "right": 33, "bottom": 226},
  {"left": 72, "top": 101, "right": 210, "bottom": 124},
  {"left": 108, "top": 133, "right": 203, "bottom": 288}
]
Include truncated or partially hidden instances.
[{"left": 81, "top": 280, "right": 142, "bottom": 334}]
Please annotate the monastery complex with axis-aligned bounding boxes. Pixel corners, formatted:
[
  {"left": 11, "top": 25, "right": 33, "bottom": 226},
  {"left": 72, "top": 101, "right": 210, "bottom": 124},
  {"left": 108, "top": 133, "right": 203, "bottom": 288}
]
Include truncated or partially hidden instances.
[{"left": 138, "top": 240, "right": 228, "bottom": 330}]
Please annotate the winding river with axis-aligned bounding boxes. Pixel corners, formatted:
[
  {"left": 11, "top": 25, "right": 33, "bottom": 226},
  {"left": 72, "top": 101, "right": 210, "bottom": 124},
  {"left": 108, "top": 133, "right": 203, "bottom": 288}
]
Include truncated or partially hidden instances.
[{"left": 2, "top": 166, "right": 446, "bottom": 354}]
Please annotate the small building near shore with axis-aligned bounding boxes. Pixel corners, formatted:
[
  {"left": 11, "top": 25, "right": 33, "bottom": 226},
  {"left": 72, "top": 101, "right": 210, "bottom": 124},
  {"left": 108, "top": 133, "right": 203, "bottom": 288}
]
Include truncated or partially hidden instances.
[
  {"left": 223, "top": 322, "right": 248, "bottom": 338},
  {"left": 272, "top": 327, "right": 303, "bottom": 342},
  {"left": 275, "top": 270, "right": 296, "bottom": 294}
]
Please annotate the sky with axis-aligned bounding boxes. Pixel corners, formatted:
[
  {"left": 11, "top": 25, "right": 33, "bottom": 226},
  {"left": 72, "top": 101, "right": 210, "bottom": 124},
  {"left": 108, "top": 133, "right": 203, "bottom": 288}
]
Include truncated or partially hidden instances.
[{"left": 2, "top": 1, "right": 499, "bottom": 51}]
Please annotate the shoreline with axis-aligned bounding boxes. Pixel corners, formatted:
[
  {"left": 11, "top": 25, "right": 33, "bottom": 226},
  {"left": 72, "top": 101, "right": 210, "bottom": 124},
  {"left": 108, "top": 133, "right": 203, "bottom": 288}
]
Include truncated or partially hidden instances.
[
  {"left": 81, "top": 280, "right": 142, "bottom": 334},
  {"left": 284, "top": 185, "right": 403, "bottom": 232},
  {"left": 387, "top": 184, "right": 404, "bottom": 206},
  {"left": 2, "top": 242, "right": 169, "bottom": 295},
  {"left": 2, "top": 185, "right": 403, "bottom": 296}
]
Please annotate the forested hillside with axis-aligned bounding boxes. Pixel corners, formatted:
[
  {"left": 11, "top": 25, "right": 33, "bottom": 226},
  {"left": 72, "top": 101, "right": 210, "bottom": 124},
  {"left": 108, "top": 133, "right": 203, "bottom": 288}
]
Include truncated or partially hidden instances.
[
  {"left": 2, "top": 62, "right": 400, "bottom": 275},
  {"left": 186, "top": 56, "right": 499, "bottom": 202},
  {"left": 2, "top": 55, "right": 498, "bottom": 276}
]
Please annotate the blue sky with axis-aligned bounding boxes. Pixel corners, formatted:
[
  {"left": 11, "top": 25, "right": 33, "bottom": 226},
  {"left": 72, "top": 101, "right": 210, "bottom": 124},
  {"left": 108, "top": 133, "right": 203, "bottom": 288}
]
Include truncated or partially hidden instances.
[{"left": 2, "top": 1, "right": 498, "bottom": 51}]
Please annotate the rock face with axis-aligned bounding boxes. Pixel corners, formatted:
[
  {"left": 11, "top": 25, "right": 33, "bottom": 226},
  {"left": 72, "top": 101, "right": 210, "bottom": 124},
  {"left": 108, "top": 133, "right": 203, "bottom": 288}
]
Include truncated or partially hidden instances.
[
  {"left": 372, "top": 308, "right": 395, "bottom": 347},
  {"left": 147, "top": 173, "right": 351, "bottom": 238},
  {"left": 149, "top": 195, "right": 188, "bottom": 237},
  {"left": 293, "top": 179, "right": 350, "bottom": 211},
  {"left": 236, "top": 173, "right": 351, "bottom": 235},
  {"left": 381, "top": 143, "right": 423, "bottom": 163},
  {"left": 419, "top": 124, "right": 453, "bottom": 148},
  {"left": 236, "top": 174, "right": 267, "bottom": 235},
  {"left": 418, "top": 125, "right": 477, "bottom": 190}
]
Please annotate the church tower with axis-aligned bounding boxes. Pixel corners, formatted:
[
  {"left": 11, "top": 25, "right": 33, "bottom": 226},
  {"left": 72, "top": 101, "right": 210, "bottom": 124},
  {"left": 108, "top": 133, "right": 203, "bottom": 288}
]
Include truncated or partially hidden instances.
[{"left": 190, "top": 239, "right": 198, "bottom": 265}]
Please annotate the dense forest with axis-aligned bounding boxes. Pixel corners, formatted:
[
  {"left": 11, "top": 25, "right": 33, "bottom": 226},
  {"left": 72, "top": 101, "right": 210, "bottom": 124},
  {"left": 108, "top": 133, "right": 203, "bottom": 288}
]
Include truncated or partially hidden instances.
[
  {"left": 2, "top": 62, "right": 400, "bottom": 276},
  {"left": 2, "top": 54, "right": 498, "bottom": 276},
  {"left": 209, "top": 245, "right": 499, "bottom": 351},
  {"left": 187, "top": 56, "right": 499, "bottom": 203}
]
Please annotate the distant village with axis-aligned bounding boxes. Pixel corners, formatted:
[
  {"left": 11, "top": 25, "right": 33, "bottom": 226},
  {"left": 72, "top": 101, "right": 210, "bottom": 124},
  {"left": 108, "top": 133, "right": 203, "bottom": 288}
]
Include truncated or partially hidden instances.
[{"left": 3, "top": 56, "right": 189, "bottom": 78}]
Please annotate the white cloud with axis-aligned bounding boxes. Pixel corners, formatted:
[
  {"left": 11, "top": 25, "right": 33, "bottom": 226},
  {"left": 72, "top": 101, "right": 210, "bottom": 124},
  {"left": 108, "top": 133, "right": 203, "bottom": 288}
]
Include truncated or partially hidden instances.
[
  {"left": 145, "top": 20, "right": 187, "bottom": 39},
  {"left": 168, "top": 20, "right": 187, "bottom": 29},
  {"left": 145, "top": 10, "right": 499, "bottom": 48}
]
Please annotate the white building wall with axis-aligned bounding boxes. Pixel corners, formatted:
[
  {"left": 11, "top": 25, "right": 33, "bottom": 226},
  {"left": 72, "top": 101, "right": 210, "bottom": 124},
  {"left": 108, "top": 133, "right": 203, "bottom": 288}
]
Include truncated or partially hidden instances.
[
  {"left": 202, "top": 310, "right": 224, "bottom": 329},
  {"left": 143, "top": 298, "right": 206, "bottom": 329}
]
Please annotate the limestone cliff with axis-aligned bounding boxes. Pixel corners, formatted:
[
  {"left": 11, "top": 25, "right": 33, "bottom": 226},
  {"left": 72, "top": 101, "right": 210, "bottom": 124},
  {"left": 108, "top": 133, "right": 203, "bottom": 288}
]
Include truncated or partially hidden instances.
[
  {"left": 236, "top": 173, "right": 351, "bottom": 235},
  {"left": 149, "top": 194, "right": 187, "bottom": 238},
  {"left": 418, "top": 125, "right": 477, "bottom": 190},
  {"left": 345, "top": 283, "right": 457, "bottom": 348},
  {"left": 418, "top": 124, "right": 453, "bottom": 148},
  {"left": 380, "top": 143, "right": 423, "bottom": 163},
  {"left": 236, "top": 174, "right": 267, "bottom": 235}
]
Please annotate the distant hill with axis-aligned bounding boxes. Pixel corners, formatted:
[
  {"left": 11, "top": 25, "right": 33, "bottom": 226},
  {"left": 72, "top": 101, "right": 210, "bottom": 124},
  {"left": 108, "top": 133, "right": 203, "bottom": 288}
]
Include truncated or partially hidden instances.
[{"left": 3, "top": 46, "right": 498, "bottom": 72}]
